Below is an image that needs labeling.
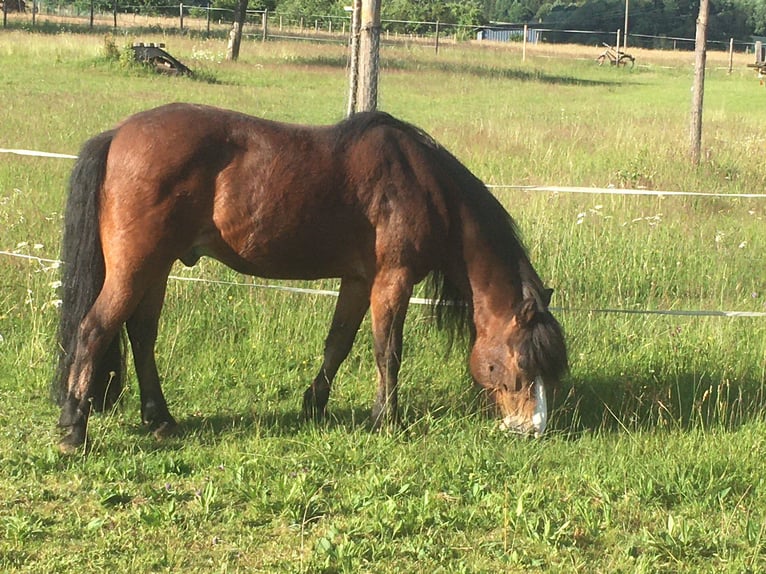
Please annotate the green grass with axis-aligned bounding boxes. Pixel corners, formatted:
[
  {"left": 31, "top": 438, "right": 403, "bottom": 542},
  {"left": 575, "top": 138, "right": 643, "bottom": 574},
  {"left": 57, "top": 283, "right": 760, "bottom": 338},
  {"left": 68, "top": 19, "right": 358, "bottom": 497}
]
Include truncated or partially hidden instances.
[{"left": 0, "top": 30, "right": 765, "bottom": 572}]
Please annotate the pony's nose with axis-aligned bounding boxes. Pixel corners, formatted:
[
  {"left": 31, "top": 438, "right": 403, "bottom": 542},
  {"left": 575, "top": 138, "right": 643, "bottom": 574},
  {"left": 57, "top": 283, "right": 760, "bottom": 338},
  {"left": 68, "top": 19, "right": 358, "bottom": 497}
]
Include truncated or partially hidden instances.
[{"left": 498, "top": 377, "right": 547, "bottom": 437}]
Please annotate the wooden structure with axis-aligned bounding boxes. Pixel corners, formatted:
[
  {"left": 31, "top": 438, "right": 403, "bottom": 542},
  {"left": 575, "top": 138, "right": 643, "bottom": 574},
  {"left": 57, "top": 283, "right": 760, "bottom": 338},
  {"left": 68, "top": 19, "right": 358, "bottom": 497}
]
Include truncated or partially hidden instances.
[
  {"left": 131, "top": 43, "right": 192, "bottom": 76},
  {"left": 747, "top": 40, "right": 766, "bottom": 76},
  {"left": 1, "top": 0, "right": 25, "bottom": 11}
]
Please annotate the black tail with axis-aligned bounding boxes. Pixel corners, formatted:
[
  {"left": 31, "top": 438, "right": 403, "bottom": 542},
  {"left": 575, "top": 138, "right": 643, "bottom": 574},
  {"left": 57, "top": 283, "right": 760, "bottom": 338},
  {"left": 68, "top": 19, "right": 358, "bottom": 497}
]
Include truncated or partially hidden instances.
[
  {"left": 52, "top": 130, "right": 126, "bottom": 411},
  {"left": 427, "top": 269, "right": 472, "bottom": 348}
]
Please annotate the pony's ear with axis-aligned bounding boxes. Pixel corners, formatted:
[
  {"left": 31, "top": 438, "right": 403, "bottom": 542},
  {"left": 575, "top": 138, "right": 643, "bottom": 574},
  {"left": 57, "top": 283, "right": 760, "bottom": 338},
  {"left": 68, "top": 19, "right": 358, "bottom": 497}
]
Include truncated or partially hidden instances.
[
  {"left": 517, "top": 297, "right": 538, "bottom": 327},
  {"left": 542, "top": 288, "right": 554, "bottom": 308}
]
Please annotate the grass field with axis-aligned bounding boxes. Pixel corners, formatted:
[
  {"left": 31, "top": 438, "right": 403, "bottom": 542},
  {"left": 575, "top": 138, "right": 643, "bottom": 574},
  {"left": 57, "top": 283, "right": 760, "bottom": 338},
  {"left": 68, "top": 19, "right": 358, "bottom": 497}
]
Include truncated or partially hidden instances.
[{"left": 0, "top": 30, "right": 765, "bottom": 572}]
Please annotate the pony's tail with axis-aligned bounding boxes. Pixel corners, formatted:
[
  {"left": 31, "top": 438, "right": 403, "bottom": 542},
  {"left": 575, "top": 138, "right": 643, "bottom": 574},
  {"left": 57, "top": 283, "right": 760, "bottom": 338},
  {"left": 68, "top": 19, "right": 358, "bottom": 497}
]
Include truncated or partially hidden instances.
[{"left": 52, "top": 130, "right": 125, "bottom": 411}]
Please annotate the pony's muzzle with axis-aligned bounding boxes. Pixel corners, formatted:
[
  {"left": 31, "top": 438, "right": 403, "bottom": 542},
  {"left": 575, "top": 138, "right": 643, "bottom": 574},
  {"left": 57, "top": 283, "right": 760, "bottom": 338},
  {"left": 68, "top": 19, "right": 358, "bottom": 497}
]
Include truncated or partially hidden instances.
[{"left": 498, "top": 377, "right": 547, "bottom": 437}]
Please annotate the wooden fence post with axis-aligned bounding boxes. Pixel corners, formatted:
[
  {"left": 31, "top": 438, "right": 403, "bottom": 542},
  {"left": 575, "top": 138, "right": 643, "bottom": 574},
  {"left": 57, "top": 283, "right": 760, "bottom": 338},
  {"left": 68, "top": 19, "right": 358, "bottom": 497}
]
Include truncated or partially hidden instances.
[
  {"left": 356, "top": 0, "right": 381, "bottom": 112},
  {"left": 262, "top": 9, "right": 268, "bottom": 42},
  {"left": 346, "top": 0, "right": 361, "bottom": 116},
  {"left": 615, "top": 29, "right": 621, "bottom": 58},
  {"left": 523, "top": 24, "right": 527, "bottom": 62},
  {"left": 113, "top": 0, "right": 117, "bottom": 28},
  {"left": 690, "top": 0, "right": 709, "bottom": 165},
  {"left": 179, "top": 3, "right": 184, "bottom": 31},
  {"left": 434, "top": 20, "right": 440, "bottom": 55}
]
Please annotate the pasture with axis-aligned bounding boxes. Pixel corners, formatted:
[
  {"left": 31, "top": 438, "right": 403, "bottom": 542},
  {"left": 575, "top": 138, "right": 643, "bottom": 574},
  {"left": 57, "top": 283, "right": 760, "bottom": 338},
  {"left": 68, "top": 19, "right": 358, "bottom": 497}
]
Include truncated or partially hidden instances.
[{"left": 1, "top": 30, "right": 765, "bottom": 572}]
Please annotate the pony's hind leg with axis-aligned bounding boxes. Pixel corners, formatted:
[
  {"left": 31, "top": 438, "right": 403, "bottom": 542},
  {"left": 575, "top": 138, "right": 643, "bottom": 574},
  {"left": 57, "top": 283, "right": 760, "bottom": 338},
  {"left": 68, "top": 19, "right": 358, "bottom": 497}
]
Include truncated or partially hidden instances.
[
  {"left": 58, "top": 287, "right": 137, "bottom": 453},
  {"left": 125, "top": 270, "right": 177, "bottom": 440},
  {"left": 303, "top": 276, "right": 371, "bottom": 420},
  {"left": 369, "top": 268, "right": 413, "bottom": 429}
]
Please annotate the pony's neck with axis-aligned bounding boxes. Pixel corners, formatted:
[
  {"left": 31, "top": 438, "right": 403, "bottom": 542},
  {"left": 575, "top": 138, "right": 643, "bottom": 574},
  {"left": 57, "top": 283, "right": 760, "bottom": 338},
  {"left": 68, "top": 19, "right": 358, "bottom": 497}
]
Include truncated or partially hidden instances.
[{"left": 457, "top": 206, "right": 530, "bottom": 336}]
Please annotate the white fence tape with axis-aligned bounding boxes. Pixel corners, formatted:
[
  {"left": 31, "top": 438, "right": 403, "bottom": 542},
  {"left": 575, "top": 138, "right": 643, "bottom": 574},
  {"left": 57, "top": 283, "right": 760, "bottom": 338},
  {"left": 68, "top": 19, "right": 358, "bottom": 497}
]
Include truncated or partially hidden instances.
[
  {"left": 2, "top": 149, "right": 764, "bottom": 317},
  {"left": 2, "top": 250, "right": 763, "bottom": 318},
  {"left": 2, "top": 147, "right": 765, "bottom": 199},
  {"left": 487, "top": 184, "right": 766, "bottom": 199},
  {"left": 0, "top": 148, "right": 78, "bottom": 159}
]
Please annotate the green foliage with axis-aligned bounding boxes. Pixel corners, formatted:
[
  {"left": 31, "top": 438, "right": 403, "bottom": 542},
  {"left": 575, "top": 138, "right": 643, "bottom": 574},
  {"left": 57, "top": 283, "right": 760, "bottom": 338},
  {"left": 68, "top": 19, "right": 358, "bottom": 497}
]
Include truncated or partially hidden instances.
[{"left": 536, "top": 0, "right": 755, "bottom": 45}]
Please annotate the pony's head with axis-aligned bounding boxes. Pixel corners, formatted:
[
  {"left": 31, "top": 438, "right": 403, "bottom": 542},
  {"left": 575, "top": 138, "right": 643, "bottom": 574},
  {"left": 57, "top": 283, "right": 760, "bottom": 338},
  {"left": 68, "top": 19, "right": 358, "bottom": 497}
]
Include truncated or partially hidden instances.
[{"left": 469, "top": 287, "right": 568, "bottom": 436}]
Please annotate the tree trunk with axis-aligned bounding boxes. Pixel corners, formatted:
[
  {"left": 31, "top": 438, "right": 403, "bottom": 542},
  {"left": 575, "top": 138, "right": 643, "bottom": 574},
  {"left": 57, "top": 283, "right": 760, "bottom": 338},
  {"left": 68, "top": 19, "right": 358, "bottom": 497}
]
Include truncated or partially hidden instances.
[{"left": 226, "top": 0, "right": 249, "bottom": 62}]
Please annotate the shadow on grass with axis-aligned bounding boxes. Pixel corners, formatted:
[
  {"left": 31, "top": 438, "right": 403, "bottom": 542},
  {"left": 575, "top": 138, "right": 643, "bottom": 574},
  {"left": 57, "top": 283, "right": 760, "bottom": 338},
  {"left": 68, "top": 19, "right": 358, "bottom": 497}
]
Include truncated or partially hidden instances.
[
  {"left": 4, "top": 19, "right": 228, "bottom": 41},
  {"left": 551, "top": 370, "right": 765, "bottom": 436},
  {"left": 286, "top": 54, "right": 624, "bottom": 87},
  {"left": 133, "top": 405, "right": 372, "bottom": 444},
  {"left": 119, "top": 367, "right": 765, "bottom": 449}
]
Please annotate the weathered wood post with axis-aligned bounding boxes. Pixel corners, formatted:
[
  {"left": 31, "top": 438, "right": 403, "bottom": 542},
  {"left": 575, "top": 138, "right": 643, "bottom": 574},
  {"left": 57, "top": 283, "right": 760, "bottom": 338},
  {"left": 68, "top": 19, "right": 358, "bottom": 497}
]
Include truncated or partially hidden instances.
[
  {"left": 727, "top": 37, "right": 733, "bottom": 74},
  {"left": 226, "top": 0, "right": 248, "bottom": 61},
  {"left": 623, "top": 0, "right": 629, "bottom": 50},
  {"left": 346, "top": 0, "right": 361, "bottom": 117},
  {"left": 113, "top": 0, "right": 117, "bottom": 28},
  {"left": 179, "top": 3, "right": 184, "bottom": 31},
  {"left": 690, "top": 0, "right": 709, "bottom": 165},
  {"left": 435, "top": 20, "right": 440, "bottom": 55},
  {"left": 523, "top": 24, "right": 527, "bottom": 62},
  {"left": 615, "top": 29, "right": 621, "bottom": 60},
  {"left": 356, "top": 0, "right": 381, "bottom": 112},
  {"left": 262, "top": 10, "right": 268, "bottom": 42}
]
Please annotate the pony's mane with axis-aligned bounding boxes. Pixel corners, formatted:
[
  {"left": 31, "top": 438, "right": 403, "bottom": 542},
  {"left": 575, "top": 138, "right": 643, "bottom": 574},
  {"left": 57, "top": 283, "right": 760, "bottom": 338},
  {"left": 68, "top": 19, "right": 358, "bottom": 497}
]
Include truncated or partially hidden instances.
[{"left": 336, "top": 112, "right": 568, "bottom": 379}]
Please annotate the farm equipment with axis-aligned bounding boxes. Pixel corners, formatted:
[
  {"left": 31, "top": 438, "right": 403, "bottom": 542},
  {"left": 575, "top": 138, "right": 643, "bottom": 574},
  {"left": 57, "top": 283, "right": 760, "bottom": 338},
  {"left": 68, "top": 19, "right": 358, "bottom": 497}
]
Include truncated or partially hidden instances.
[
  {"left": 131, "top": 43, "right": 192, "bottom": 76},
  {"left": 0, "top": 0, "right": 26, "bottom": 11},
  {"left": 747, "top": 40, "right": 766, "bottom": 83},
  {"left": 596, "top": 43, "right": 635, "bottom": 68}
]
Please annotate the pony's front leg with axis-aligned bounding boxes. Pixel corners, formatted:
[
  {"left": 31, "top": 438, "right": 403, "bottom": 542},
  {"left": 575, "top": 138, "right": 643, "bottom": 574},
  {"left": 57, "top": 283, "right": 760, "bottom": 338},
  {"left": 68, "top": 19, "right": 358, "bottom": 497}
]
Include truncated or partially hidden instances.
[
  {"left": 369, "top": 268, "right": 413, "bottom": 429},
  {"left": 303, "top": 276, "right": 371, "bottom": 421}
]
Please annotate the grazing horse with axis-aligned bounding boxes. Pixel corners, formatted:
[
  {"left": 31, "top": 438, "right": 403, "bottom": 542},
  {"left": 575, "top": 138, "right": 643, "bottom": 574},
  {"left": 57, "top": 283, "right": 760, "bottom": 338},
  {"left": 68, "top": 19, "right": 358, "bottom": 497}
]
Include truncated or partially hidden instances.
[{"left": 53, "top": 104, "right": 568, "bottom": 452}]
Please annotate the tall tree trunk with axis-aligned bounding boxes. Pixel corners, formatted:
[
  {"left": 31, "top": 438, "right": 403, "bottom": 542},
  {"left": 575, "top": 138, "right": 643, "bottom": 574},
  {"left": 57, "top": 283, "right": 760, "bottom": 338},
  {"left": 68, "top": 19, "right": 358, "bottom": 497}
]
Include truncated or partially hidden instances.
[{"left": 226, "top": 0, "right": 249, "bottom": 61}]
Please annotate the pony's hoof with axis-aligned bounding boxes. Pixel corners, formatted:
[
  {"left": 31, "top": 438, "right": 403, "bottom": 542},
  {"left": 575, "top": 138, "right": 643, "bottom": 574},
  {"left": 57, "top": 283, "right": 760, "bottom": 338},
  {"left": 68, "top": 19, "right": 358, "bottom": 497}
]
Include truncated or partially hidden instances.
[
  {"left": 58, "top": 429, "right": 87, "bottom": 455},
  {"left": 152, "top": 420, "right": 178, "bottom": 441}
]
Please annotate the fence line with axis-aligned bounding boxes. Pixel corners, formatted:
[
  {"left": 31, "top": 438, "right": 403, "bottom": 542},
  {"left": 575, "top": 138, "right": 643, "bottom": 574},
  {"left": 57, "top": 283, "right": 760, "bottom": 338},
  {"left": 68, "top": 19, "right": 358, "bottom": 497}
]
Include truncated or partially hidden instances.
[
  {"left": 2, "top": 5, "right": 761, "bottom": 53},
  {"left": 1, "top": 250, "right": 764, "bottom": 318},
  {"left": 2, "top": 147, "right": 765, "bottom": 200},
  {"left": 487, "top": 185, "right": 766, "bottom": 199},
  {"left": 0, "top": 148, "right": 78, "bottom": 159}
]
